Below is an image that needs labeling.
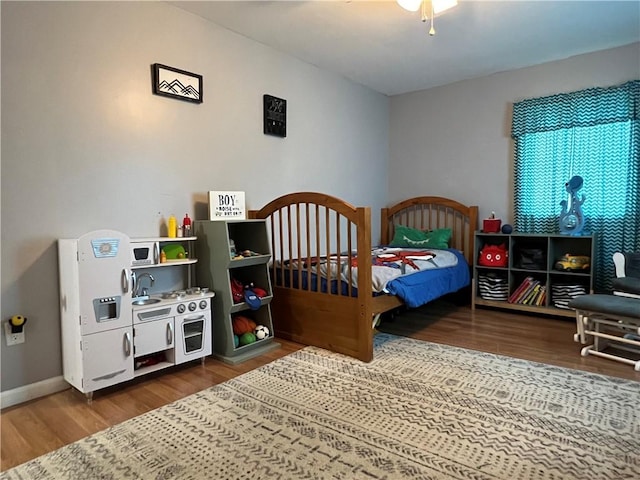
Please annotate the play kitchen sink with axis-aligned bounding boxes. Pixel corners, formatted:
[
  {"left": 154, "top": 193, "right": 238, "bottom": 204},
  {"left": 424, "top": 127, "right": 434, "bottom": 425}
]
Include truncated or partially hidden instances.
[{"left": 132, "top": 298, "right": 161, "bottom": 306}]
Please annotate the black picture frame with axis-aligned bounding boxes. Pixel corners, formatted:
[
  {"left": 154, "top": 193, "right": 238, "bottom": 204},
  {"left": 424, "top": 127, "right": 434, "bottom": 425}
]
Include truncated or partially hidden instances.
[
  {"left": 263, "top": 94, "right": 287, "bottom": 137},
  {"left": 152, "top": 63, "right": 203, "bottom": 104}
]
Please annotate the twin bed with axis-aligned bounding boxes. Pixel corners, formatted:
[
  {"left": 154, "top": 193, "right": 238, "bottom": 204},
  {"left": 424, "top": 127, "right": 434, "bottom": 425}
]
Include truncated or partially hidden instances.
[{"left": 248, "top": 193, "right": 478, "bottom": 362}]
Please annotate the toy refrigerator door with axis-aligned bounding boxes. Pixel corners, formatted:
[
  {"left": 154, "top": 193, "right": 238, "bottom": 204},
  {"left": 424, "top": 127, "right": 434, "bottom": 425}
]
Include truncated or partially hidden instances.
[
  {"left": 81, "top": 327, "right": 134, "bottom": 393},
  {"left": 78, "top": 230, "right": 132, "bottom": 335}
]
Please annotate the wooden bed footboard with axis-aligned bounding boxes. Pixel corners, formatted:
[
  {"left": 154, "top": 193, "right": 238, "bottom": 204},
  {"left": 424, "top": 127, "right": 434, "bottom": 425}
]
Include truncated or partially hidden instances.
[{"left": 249, "top": 192, "right": 374, "bottom": 362}]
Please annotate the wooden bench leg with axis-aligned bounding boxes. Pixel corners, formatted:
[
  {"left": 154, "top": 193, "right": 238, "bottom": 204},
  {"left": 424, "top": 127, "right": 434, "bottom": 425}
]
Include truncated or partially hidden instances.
[
  {"left": 581, "top": 345, "right": 640, "bottom": 371},
  {"left": 581, "top": 317, "right": 640, "bottom": 370},
  {"left": 574, "top": 310, "right": 590, "bottom": 344}
]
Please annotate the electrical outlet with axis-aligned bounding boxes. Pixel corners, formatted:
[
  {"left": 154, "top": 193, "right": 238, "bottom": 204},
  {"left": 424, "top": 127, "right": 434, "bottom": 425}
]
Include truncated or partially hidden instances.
[{"left": 4, "top": 322, "right": 25, "bottom": 346}]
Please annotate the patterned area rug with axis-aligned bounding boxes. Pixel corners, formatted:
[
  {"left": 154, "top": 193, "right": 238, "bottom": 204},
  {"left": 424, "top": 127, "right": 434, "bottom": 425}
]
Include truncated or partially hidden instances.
[{"left": 2, "top": 333, "right": 639, "bottom": 480}]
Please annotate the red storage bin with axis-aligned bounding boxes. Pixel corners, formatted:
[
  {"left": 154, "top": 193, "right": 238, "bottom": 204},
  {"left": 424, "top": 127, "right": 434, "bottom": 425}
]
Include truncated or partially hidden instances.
[{"left": 482, "top": 218, "right": 502, "bottom": 233}]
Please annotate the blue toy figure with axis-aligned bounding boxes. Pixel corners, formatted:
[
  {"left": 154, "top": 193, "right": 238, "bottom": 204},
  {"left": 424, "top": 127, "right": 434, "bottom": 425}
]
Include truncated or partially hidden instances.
[{"left": 559, "top": 175, "right": 585, "bottom": 235}]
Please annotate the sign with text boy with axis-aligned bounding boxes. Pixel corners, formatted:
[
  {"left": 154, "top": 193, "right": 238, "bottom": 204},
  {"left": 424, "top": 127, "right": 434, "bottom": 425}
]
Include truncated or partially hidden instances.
[{"left": 208, "top": 191, "right": 246, "bottom": 220}]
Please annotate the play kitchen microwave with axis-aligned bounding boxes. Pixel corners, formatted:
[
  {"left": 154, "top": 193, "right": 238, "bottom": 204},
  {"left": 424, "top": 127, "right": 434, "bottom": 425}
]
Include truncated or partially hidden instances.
[{"left": 131, "top": 241, "right": 159, "bottom": 266}]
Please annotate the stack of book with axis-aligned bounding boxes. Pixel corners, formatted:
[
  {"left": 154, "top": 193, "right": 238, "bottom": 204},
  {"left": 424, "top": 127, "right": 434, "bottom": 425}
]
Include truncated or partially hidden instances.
[{"left": 508, "top": 276, "right": 547, "bottom": 306}]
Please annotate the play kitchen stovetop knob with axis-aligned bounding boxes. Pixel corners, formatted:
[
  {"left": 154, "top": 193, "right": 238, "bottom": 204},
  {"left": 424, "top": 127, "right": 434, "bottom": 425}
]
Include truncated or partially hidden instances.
[
  {"left": 188, "top": 302, "right": 197, "bottom": 312},
  {"left": 199, "top": 300, "right": 208, "bottom": 310},
  {"left": 177, "top": 304, "right": 186, "bottom": 314}
]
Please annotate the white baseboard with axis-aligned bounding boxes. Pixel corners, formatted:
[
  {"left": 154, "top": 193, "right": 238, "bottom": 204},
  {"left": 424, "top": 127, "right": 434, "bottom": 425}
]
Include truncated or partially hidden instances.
[{"left": 1, "top": 376, "right": 69, "bottom": 409}]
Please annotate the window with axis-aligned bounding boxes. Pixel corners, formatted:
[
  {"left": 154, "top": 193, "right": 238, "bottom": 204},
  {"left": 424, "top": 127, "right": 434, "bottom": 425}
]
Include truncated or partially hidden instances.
[{"left": 512, "top": 81, "right": 639, "bottom": 292}]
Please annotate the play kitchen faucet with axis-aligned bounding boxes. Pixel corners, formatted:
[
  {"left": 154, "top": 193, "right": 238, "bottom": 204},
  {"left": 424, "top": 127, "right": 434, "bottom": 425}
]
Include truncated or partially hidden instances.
[{"left": 132, "top": 272, "right": 155, "bottom": 299}]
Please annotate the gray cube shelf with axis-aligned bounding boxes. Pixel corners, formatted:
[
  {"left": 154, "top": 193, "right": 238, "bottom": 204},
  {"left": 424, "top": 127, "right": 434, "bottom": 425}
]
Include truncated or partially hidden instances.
[
  {"left": 472, "top": 232, "right": 595, "bottom": 318},
  {"left": 194, "top": 220, "right": 279, "bottom": 364}
]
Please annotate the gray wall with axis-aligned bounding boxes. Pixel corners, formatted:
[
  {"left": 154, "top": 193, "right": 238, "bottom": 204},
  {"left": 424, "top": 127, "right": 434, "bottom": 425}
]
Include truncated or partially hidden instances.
[
  {"left": 389, "top": 42, "right": 640, "bottom": 223},
  {"left": 1, "top": 2, "right": 389, "bottom": 392}
]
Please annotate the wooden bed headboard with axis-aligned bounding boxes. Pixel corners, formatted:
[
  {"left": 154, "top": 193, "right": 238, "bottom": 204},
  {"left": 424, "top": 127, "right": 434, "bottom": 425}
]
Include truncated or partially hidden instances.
[{"left": 381, "top": 196, "right": 479, "bottom": 265}]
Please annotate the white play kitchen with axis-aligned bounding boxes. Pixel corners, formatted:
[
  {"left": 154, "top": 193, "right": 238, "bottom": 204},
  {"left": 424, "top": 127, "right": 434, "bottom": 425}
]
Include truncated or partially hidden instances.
[{"left": 58, "top": 229, "right": 213, "bottom": 401}]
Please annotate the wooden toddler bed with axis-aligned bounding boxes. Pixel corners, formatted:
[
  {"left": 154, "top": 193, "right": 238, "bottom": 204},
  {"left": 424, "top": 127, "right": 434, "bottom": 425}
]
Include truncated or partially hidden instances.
[{"left": 248, "top": 193, "right": 478, "bottom": 362}]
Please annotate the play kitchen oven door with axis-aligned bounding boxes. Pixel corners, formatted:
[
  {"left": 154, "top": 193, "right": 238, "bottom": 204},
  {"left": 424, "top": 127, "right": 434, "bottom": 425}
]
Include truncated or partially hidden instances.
[{"left": 173, "top": 309, "right": 212, "bottom": 364}]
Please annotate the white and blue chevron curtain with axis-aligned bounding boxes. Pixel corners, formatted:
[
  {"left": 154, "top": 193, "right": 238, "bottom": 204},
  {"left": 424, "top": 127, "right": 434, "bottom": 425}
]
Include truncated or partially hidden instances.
[{"left": 512, "top": 80, "right": 640, "bottom": 292}]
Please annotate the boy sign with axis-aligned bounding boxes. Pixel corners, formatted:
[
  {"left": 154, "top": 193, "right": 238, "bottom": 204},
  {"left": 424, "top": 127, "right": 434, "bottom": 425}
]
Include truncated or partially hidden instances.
[{"left": 208, "top": 191, "right": 246, "bottom": 220}]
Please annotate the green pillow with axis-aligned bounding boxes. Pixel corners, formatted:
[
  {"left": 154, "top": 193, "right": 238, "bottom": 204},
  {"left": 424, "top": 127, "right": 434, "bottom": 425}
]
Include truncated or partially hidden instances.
[{"left": 390, "top": 225, "right": 451, "bottom": 249}]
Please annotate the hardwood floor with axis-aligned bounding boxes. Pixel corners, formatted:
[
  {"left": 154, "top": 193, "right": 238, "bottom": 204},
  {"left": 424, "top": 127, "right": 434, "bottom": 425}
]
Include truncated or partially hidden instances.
[
  {"left": 2, "top": 301, "right": 639, "bottom": 471},
  {"left": 379, "top": 299, "right": 640, "bottom": 381},
  {"left": 0, "top": 340, "right": 303, "bottom": 471}
]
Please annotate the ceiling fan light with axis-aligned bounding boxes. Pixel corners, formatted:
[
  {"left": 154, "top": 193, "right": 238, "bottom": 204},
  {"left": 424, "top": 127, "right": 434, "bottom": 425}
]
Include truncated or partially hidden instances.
[
  {"left": 432, "top": 0, "right": 458, "bottom": 15},
  {"left": 397, "top": 0, "right": 422, "bottom": 13}
]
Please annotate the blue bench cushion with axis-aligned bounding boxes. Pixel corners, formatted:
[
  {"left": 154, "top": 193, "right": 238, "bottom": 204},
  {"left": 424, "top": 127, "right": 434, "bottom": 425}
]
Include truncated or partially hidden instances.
[
  {"left": 569, "top": 294, "right": 640, "bottom": 319},
  {"left": 612, "top": 277, "right": 640, "bottom": 295},
  {"left": 623, "top": 252, "right": 640, "bottom": 278}
]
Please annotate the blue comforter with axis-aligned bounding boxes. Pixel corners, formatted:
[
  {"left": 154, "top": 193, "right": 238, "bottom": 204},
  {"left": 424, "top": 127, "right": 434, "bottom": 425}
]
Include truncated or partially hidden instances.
[
  {"left": 384, "top": 248, "right": 470, "bottom": 307},
  {"left": 274, "top": 248, "right": 470, "bottom": 309}
]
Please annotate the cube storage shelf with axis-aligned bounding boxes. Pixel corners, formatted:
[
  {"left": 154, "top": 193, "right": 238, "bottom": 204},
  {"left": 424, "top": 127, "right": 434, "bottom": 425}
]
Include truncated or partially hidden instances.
[
  {"left": 194, "top": 220, "right": 279, "bottom": 364},
  {"left": 472, "top": 232, "right": 595, "bottom": 318}
]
